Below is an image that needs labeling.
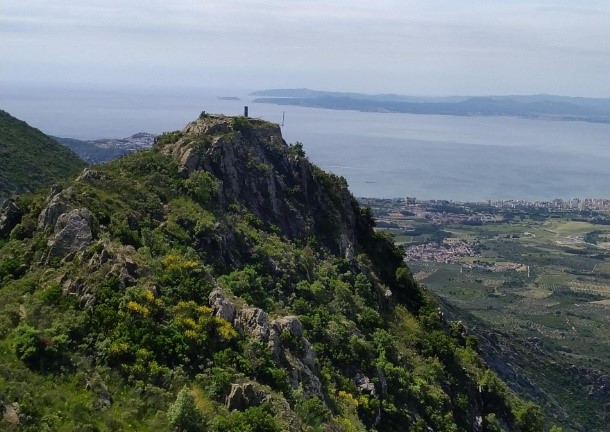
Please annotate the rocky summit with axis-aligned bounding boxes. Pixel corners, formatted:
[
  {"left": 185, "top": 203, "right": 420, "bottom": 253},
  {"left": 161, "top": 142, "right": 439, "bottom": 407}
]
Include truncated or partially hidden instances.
[{"left": 0, "top": 114, "right": 551, "bottom": 431}]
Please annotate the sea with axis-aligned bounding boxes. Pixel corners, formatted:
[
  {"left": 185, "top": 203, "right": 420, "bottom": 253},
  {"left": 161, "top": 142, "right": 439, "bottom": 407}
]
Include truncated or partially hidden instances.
[{"left": 3, "top": 82, "right": 610, "bottom": 202}]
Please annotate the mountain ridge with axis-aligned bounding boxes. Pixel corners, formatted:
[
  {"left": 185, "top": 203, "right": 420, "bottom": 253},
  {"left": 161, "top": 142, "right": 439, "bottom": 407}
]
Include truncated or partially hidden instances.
[
  {"left": 0, "top": 110, "right": 85, "bottom": 199},
  {"left": 0, "top": 113, "right": 553, "bottom": 431},
  {"left": 251, "top": 89, "right": 610, "bottom": 123}
]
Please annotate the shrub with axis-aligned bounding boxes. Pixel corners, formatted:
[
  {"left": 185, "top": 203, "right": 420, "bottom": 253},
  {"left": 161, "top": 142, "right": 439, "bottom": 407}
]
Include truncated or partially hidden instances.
[
  {"left": 167, "top": 386, "right": 205, "bottom": 432},
  {"left": 183, "top": 171, "right": 219, "bottom": 204},
  {"left": 14, "top": 324, "right": 42, "bottom": 366},
  {"left": 295, "top": 397, "right": 330, "bottom": 426},
  {"left": 513, "top": 402, "right": 544, "bottom": 432},
  {"left": 211, "top": 404, "right": 280, "bottom": 432}
]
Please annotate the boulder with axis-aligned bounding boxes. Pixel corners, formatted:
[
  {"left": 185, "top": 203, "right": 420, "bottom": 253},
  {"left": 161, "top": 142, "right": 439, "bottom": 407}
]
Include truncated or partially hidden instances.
[
  {"left": 38, "top": 197, "right": 68, "bottom": 232},
  {"left": 46, "top": 208, "right": 93, "bottom": 261},
  {"left": 2, "top": 402, "right": 20, "bottom": 426},
  {"left": 355, "top": 373, "right": 376, "bottom": 396}
]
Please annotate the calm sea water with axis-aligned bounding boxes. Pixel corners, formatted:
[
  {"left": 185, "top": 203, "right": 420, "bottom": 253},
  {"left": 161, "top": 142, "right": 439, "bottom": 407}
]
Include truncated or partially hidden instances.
[{"left": 3, "top": 83, "right": 610, "bottom": 201}]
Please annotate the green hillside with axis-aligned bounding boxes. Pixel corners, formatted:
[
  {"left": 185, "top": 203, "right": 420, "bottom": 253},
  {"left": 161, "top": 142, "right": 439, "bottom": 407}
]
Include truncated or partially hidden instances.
[
  {"left": 0, "top": 110, "right": 84, "bottom": 198},
  {"left": 0, "top": 114, "right": 553, "bottom": 431}
]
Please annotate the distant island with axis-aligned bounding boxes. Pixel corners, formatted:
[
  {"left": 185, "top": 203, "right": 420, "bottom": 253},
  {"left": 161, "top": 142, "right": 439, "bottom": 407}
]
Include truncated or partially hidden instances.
[
  {"left": 252, "top": 88, "right": 610, "bottom": 124},
  {"left": 217, "top": 96, "right": 241, "bottom": 101}
]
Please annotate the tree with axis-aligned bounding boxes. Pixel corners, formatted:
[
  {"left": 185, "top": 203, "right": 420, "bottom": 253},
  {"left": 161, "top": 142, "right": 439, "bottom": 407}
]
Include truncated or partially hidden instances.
[{"left": 167, "top": 386, "right": 205, "bottom": 432}]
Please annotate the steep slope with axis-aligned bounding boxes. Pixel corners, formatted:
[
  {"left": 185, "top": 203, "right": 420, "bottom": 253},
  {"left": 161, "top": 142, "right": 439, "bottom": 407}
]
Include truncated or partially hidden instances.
[
  {"left": 0, "top": 110, "right": 85, "bottom": 198},
  {"left": 0, "top": 114, "right": 550, "bottom": 431}
]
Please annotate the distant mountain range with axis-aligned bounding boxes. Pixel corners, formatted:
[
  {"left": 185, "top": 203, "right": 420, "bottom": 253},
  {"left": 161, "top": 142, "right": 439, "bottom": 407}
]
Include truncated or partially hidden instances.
[
  {"left": 252, "top": 89, "right": 610, "bottom": 123},
  {"left": 53, "top": 132, "right": 156, "bottom": 164}
]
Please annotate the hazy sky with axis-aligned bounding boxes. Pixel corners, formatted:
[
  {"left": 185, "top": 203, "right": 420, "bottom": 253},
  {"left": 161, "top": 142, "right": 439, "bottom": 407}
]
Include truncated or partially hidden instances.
[{"left": 2, "top": 0, "right": 609, "bottom": 96}]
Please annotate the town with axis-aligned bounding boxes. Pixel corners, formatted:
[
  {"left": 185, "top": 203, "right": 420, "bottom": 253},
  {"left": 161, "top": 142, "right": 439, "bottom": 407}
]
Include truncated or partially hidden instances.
[{"left": 359, "top": 196, "right": 610, "bottom": 270}]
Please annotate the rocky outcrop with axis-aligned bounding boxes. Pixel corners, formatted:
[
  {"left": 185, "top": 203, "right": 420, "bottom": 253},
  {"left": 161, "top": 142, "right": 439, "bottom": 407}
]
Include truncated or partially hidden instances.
[
  {"left": 2, "top": 402, "right": 20, "bottom": 426},
  {"left": 60, "top": 275, "right": 95, "bottom": 307},
  {"left": 0, "top": 200, "right": 23, "bottom": 237},
  {"left": 46, "top": 208, "right": 94, "bottom": 261},
  {"left": 105, "top": 245, "right": 138, "bottom": 287},
  {"left": 58, "top": 243, "right": 138, "bottom": 307},
  {"left": 225, "top": 383, "right": 269, "bottom": 411},
  {"left": 38, "top": 191, "right": 68, "bottom": 232},
  {"left": 209, "top": 289, "right": 322, "bottom": 397},
  {"left": 76, "top": 168, "right": 105, "bottom": 182},
  {"left": 209, "top": 289, "right": 237, "bottom": 322},
  {"left": 355, "top": 373, "right": 376, "bottom": 396},
  {"left": 36, "top": 186, "right": 95, "bottom": 262},
  {"left": 159, "top": 115, "right": 360, "bottom": 256},
  {"left": 183, "top": 114, "right": 232, "bottom": 137},
  {"left": 236, "top": 307, "right": 270, "bottom": 341}
]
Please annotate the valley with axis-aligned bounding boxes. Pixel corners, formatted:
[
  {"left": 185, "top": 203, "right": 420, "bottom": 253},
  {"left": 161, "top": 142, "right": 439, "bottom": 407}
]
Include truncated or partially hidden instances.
[{"left": 364, "top": 197, "right": 610, "bottom": 430}]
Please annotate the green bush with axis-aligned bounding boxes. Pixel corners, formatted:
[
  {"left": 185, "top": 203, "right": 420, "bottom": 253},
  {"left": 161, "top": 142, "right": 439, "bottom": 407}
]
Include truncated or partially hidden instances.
[
  {"left": 295, "top": 397, "right": 330, "bottom": 426},
  {"left": 211, "top": 404, "right": 280, "bottom": 432},
  {"left": 167, "top": 386, "right": 205, "bottom": 432},
  {"left": 183, "top": 171, "right": 219, "bottom": 204},
  {"left": 155, "top": 131, "right": 183, "bottom": 147},
  {"left": 513, "top": 402, "right": 544, "bottom": 432},
  {"left": 12, "top": 324, "right": 68, "bottom": 369},
  {"left": 14, "top": 324, "right": 44, "bottom": 366},
  {"left": 232, "top": 117, "right": 251, "bottom": 133}
]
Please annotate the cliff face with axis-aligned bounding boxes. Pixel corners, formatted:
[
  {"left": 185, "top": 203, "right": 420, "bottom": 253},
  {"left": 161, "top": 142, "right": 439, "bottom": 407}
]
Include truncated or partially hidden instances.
[
  {"left": 0, "top": 114, "right": 546, "bottom": 432},
  {"left": 162, "top": 114, "right": 358, "bottom": 256}
]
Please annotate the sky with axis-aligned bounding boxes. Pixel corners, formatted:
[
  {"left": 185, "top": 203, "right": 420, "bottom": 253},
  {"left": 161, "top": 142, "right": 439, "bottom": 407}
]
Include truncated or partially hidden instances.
[{"left": 1, "top": 0, "right": 610, "bottom": 97}]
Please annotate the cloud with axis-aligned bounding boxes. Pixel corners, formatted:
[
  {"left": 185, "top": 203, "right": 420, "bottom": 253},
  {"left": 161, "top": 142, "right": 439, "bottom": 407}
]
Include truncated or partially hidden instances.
[{"left": 1, "top": 0, "right": 608, "bottom": 96}]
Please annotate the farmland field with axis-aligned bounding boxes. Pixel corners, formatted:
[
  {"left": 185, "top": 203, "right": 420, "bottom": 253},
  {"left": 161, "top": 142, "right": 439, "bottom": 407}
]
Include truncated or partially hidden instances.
[{"left": 363, "top": 198, "right": 610, "bottom": 431}]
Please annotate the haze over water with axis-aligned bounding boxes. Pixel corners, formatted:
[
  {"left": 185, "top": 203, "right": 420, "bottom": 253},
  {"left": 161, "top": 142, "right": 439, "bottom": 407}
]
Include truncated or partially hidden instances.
[{"left": 4, "top": 83, "right": 610, "bottom": 202}]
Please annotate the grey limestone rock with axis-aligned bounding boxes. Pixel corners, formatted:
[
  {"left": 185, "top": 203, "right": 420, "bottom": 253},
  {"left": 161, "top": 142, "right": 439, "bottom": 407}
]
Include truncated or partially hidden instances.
[
  {"left": 47, "top": 208, "right": 93, "bottom": 260},
  {"left": 183, "top": 115, "right": 232, "bottom": 137},
  {"left": 104, "top": 245, "right": 139, "bottom": 288},
  {"left": 178, "top": 147, "right": 199, "bottom": 177},
  {"left": 209, "top": 289, "right": 237, "bottom": 323},
  {"left": 355, "top": 373, "right": 376, "bottom": 396},
  {"left": 76, "top": 168, "right": 105, "bottom": 182},
  {"left": 37, "top": 194, "right": 68, "bottom": 231},
  {"left": 271, "top": 315, "right": 303, "bottom": 339},
  {"left": 236, "top": 307, "right": 270, "bottom": 341},
  {"left": 225, "top": 382, "right": 268, "bottom": 411},
  {"left": 207, "top": 290, "right": 323, "bottom": 398}
]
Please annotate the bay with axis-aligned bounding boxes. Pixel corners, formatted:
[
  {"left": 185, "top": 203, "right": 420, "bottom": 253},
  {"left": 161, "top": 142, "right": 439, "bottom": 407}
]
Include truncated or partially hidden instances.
[{"left": 2, "top": 82, "right": 609, "bottom": 201}]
